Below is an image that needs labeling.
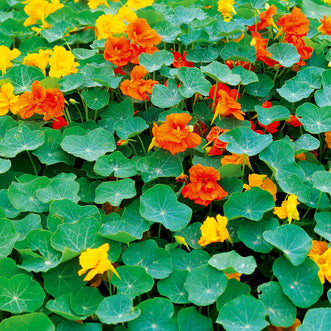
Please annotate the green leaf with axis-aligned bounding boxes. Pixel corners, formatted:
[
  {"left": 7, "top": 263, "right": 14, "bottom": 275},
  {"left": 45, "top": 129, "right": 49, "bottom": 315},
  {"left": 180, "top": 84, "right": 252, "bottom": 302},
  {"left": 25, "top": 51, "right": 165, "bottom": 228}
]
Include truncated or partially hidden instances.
[
  {"left": 177, "top": 306, "right": 213, "bottom": 331},
  {"left": 95, "top": 179, "right": 136, "bottom": 206},
  {"left": 154, "top": 20, "right": 181, "bottom": 43},
  {"left": 263, "top": 224, "right": 312, "bottom": 266},
  {"left": 122, "top": 239, "right": 172, "bottom": 279},
  {"left": 315, "top": 86, "right": 331, "bottom": 107},
  {"left": 151, "top": 79, "right": 183, "bottom": 108},
  {"left": 136, "top": 149, "right": 183, "bottom": 182},
  {"left": 231, "top": 66, "right": 258, "bottom": 85},
  {"left": 267, "top": 43, "right": 300, "bottom": 67},
  {"left": 213, "top": 17, "right": 244, "bottom": 37},
  {"left": 60, "top": 128, "right": 116, "bottom": 161},
  {"left": 0, "top": 218, "right": 18, "bottom": 258},
  {"left": 296, "top": 103, "right": 331, "bottom": 134},
  {"left": 13, "top": 213, "right": 41, "bottom": 247},
  {"left": 93, "top": 66, "right": 122, "bottom": 89},
  {"left": 140, "top": 184, "right": 192, "bottom": 231},
  {"left": 0, "top": 125, "right": 44, "bottom": 158},
  {"left": 312, "top": 170, "right": 331, "bottom": 194},
  {"left": 0, "top": 257, "right": 29, "bottom": 279},
  {"left": 209, "top": 250, "right": 257, "bottom": 275},
  {"left": 127, "top": 297, "right": 177, "bottom": 331},
  {"left": 0, "top": 313, "right": 55, "bottom": 331},
  {"left": 8, "top": 177, "right": 50, "bottom": 213},
  {"left": 0, "top": 116, "right": 18, "bottom": 139},
  {"left": 297, "top": 308, "right": 331, "bottom": 331},
  {"left": 258, "top": 281, "right": 296, "bottom": 328},
  {"left": 101, "top": 99, "right": 134, "bottom": 121},
  {"left": 255, "top": 105, "right": 290, "bottom": 126},
  {"left": 139, "top": 50, "right": 174, "bottom": 72},
  {"left": 297, "top": 66, "right": 325, "bottom": 89},
  {"left": 185, "top": 47, "right": 218, "bottom": 63},
  {"left": 51, "top": 217, "right": 100, "bottom": 253},
  {"left": 237, "top": 218, "right": 278, "bottom": 253},
  {"left": 216, "top": 278, "right": 251, "bottom": 311},
  {"left": 245, "top": 74, "right": 274, "bottom": 97},
  {"left": 157, "top": 270, "right": 189, "bottom": 304},
  {"left": 43, "top": 259, "right": 86, "bottom": 297},
  {"left": 175, "top": 222, "right": 202, "bottom": 249},
  {"left": 81, "top": 88, "right": 110, "bottom": 111},
  {"left": 111, "top": 265, "right": 154, "bottom": 299},
  {"left": 96, "top": 293, "right": 140, "bottom": 324},
  {"left": 273, "top": 256, "right": 323, "bottom": 308},
  {"left": 177, "top": 67, "right": 211, "bottom": 98},
  {"left": 302, "top": 0, "right": 331, "bottom": 18},
  {"left": 0, "top": 189, "right": 19, "bottom": 218},
  {"left": 70, "top": 287, "right": 103, "bottom": 317},
  {"left": 0, "top": 18, "right": 33, "bottom": 39},
  {"left": 220, "top": 42, "right": 256, "bottom": 63},
  {"left": 224, "top": 187, "right": 275, "bottom": 221},
  {"left": 201, "top": 61, "right": 241, "bottom": 85},
  {"left": 0, "top": 158, "right": 10, "bottom": 174},
  {"left": 184, "top": 264, "right": 227, "bottom": 306},
  {"left": 59, "top": 73, "right": 83, "bottom": 92},
  {"left": 32, "top": 129, "right": 73, "bottom": 166},
  {"left": 115, "top": 117, "right": 148, "bottom": 140},
  {"left": 0, "top": 274, "right": 45, "bottom": 313},
  {"left": 220, "top": 127, "right": 272, "bottom": 156},
  {"left": 174, "top": 6, "right": 206, "bottom": 24},
  {"left": 294, "top": 134, "right": 320, "bottom": 154},
  {"left": 314, "top": 212, "right": 331, "bottom": 241},
  {"left": 46, "top": 294, "right": 87, "bottom": 320},
  {"left": 36, "top": 173, "right": 80, "bottom": 203},
  {"left": 277, "top": 79, "right": 313, "bottom": 102},
  {"left": 40, "top": 21, "right": 74, "bottom": 42},
  {"left": 72, "top": 48, "right": 98, "bottom": 60},
  {"left": 171, "top": 249, "right": 210, "bottom": 271},
  {"left": 216, "top": 295, "right": 269, "bottom": 331}
]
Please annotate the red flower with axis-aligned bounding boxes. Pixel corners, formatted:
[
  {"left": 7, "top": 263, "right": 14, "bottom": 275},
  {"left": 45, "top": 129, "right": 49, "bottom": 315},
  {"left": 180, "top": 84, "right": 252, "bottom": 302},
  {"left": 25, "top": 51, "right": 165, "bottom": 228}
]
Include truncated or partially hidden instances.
[
  {"left": 251, "top": 32, "right": 279, "bottom": 67},
  {"left": 52, "top": 117, "right": 68, "bottom": 129},
  {"left": 172, "top": 51, "right": 194, "bottom": 68},
  {"left": 248, "top": 4, "right": 277, "bottom": 31},
  {"left": 181, "top": 164, "right": 228, "bottom": 206},
  {"left": 286, "top": 115, "right": 302, "bottom": 127},
  {"left": 283, "top": 34, "right": 313, "bottom": 66}
]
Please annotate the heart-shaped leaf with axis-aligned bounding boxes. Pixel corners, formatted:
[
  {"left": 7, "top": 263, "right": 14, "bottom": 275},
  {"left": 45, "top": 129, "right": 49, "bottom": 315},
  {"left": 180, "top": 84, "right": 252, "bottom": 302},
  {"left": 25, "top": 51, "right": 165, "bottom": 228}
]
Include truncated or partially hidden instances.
[
  {"left": 151, "top": 79, "right": 183, "bottom": 108},
  {"left": 0, "top": 158, "right": 10, "bottom": 174},
  {"left": 255, "top": 105, "right": 290, "bottom": 125},
  {"left": 115, "top": 117, "right": 148, "bottom": 140},
  {"left": 278, "top": 79, "right": 313, "bottom": 102},
  {"left": 177, "top": 306, "right": 213, "bottom": 331},
  {"left": 231, "top": 66, "right": 258, "bottom": 85},
  {"left": 40, "top": 21, "right": 74, "bottom": 42},
  {"left": 267, "top": 43, "right": 300, "bottom": 67},
  {"left": 245, "top": 74, "right": 274, "bottom": 97},
  {"left": 171, "top": 249, "right": 210, "bottom": 272},
  {"left": 220, "top": 42, "right": 256, "bottom": 63},
  {"left": 140, "top": 184, "right": 192, "bottom": 231},
  {"left": 81, "top": 88, "right": 110, "bottom": 111},
  {"left": 297, "top": 308, "right": 331, "bottom": 331},
  {"left": 201, "top": 61, "right": 240, "bottom": 85},
  {"left": 154, "top": 20, "right": 181, "bottom": 43},
  {"left": 314, "top": 212, "right": 331, "bottom": 241},
  {"left": 139, "top": 50, "right": 174, "bottom": 72},
  {"left": 59, "top": 72, "right": 83, "bottom": 92}
]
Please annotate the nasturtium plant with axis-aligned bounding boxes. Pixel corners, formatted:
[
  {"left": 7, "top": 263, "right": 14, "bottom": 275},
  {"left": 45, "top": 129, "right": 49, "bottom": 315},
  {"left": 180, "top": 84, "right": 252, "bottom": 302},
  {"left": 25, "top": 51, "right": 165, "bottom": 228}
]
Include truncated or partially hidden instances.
[{"left": 0, "top": 0, "right": 331, "bottom": 329}]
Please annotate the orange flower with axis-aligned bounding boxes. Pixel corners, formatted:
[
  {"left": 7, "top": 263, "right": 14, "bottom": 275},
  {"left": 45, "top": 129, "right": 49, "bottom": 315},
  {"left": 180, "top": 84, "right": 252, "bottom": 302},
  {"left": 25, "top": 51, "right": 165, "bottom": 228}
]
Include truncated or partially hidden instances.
[
  {"left": 130, "top": 44, "right": 158, "bottom": 64},
  {"left": 181, "top": 164, "right": 228, "bottom": 206},
  {"left": 251, "top": 32, "right": 278, "bottom": 67},
  {"left": 221, "top": 153, "right": 252, "bottom": 170},
  {"left": 243, "top": 174, "right": 277, "bottom": 201},
  {"left": 204, "top": 127, "right": 228, "bottom": 155},
  {"left": 150, "top": 113, "right": 201, "bottom": 155},
  {"left": 268, "top": 318, "right": 301, "bottom": 331},
  {"left": 16, "top": 81, "right": 65, "bottom": 120},
  {"left": 308, "top": 240, "right": 331, "bottom": 284},
  {"left": 225, "top": 60, "right": 254, "bottom": 71},
  {"left": 104, "top": 36, "right": 132, "bottom": 67},
  {"left": 318, "top": 15, "right": 331, "bottom": 35},
  {"left": 172, "top": 51, "right": 194, "bottom": 68},
  {"left": 276, "top": 7, "right": 309, "bottom": 37},
  {"left": 283, "top": 34, "right": 313, "bottom": 66},
  {"left": 248, "top": 4, "right": 277, "bottom": 31},
  {"left": 127, "top": 18, "right": 162, "bottom": 47},
  {"left": 175, "top": 173, "right": 189, "bottom": 183},
  {"left": 225, "top": 272, "right": 241, "bottom": 281},
  {"left": 286, "top": 115, "right": 302, "bottom": 127},
  {"left": 120, "top": 65, "right": 158, "bottom": 101},
  {"left": 325, "top": 131, "right": 331, "bottom": 148}
]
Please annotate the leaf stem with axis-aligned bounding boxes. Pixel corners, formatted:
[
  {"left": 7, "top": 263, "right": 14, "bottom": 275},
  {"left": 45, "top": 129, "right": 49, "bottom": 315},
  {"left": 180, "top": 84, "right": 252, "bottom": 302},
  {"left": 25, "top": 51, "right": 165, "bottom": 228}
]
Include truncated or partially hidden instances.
[
  {"left": 27, "top": 151, "right": 38, "bottom": 176},
  {"left": 315, "top": 191, "right": 323, "bottom": 215},
  {"left": 137, "top": 135, "right": 147, "bottom": 155}
]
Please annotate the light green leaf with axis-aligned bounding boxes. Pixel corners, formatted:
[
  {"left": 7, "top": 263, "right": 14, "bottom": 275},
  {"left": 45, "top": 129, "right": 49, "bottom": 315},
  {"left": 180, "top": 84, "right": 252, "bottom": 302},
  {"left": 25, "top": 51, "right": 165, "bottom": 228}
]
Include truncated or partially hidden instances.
[
  {"left": 72, "top": 48, "right": 98, "bottom": 60},
  {"left": 297, "top": 308, "right": 331, "bottom": 331},
  {"left": 277, "top": 79, "right": 313, "bottom": 102},
  {"left": 151, "top": 79, "right": 183, "bottom": 108},
  {"left": 13, "top": 214, "right": 41, "bottom": 247},
  {"left": 40, "top": 21, "right": 74, "bottom": 42},
  {"left": 139, "top": 50, "right": 174, "bottom": 72},
  {"left": 185, "top": 47, "right": 218, "bottom": 63},
  {"left": 177, "top": 306, "right": 213, "bottom": 331},
  {"left": 312, "top": 170, "right": 331, "bottom": 194},
  {"left": 171, "top": 249, "right": 210, "bottom": 271},
  {"left": 224, "top": 187, "right": 275, "bottom": 221},
  {"left": 0, "top": 218, "right": 18, "bottom": 258},
  {"left": 0, "top": 313, "right": 54, "bottom": 331},
  {"left": 154, "top": 20, "right": 181, "bottom": 43},
  {"left": 220, "top": 42, "right": 256, "bottom": 63},
  {"left": 81, "top": 88, "right": 110, "bottom": 111},
  {"left": 201, "top": 61, "right": 241, "bottom": 85},
  {"left": 59, "top": 73, "right": 83, "bottom": 92},
  {"left": 140, "top": 184, "right": 192, "bottom": 231},
  {"left": 273, "top": 256, "right": 323, "bottom": 308},
  {"left": 209, "top": 250, "right": 257, "bottom": 275},
  {"left": 255, "top": 105, "right": 290, "bottom": 126},
  {"left": 297, "top": 66, "right": 325, "bottom": 89},
  {"left": 174, "top": 6, "right": 206, "bottom": 24},
  {"left": 267, "top": 43, "right": 300, "bottom": 67},
  {"left": 231, "top": 66, "right": 258, "bottom": 85},
  {"left": 314, "top": 212, "right": 331, "bottom": 242},
  {"left": 294, "top": 134, "right": 320, "bottom": 154},
  {"left": 213, "top": 17, "right": 244, "bottom": 37},
  {"left": 0, "top": 158, "right": 10, "bottom": 174}
]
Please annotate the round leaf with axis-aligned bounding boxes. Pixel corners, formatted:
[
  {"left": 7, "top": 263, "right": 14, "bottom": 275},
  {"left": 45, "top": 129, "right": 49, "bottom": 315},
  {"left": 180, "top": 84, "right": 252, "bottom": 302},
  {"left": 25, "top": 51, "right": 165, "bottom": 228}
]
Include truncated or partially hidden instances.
[
  {"left": 139, "top": 50, "right": 174, "bottom": 72},
  {"left": 171, "top": 249, "right": 210, "bottom": 272},
  {"left": 314, "top": 212, "right": 331, "bottom": 241},
  {"left": 70, "top": 287, "right": 104, "bottom": 316},
  {"left": 255, "top": 105, "right": 290, "bottom": 126},
  {"left": 115, "top": 117, "right": 148, "bottom": 140},
  {"left": 81, "top": 88, "right": 109, "bottom": 111},
  {"left": 267, "top": 43, "right": 300, "bottom": 67},
  {"left": 245, "top": 74, "right": 274, "bottom": 97},
  {"left": 0, "top": 313, "right": 54, "bottom": 331},
  {"left": 312, "top": 170, "right": 331, "bottom": 195},
  {"left": 201, "top": 61, "right": 240, "bottom": 85},
  {"left": 151, "top": 79, "right": 183, "bottom": 108},
  {"left": 177, "top": 306, "right": 213, "bottom": 331},
  {"left": 297, "top": 308, "right": 331, "bottom": 331}
]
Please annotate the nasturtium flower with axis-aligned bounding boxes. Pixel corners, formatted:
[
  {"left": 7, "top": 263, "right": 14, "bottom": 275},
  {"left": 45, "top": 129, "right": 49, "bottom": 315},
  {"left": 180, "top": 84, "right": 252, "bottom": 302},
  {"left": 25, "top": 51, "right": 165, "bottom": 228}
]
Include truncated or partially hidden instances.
[
  {"left": 0, "top": 83, "right": 19, "bottom": 116},
  {"left": 318, "top": 15, "right": 331, "bottom": 35},
  {"left": 217, "top": 0, "right": 236, "bottom": 22},
  {"left": 221, "top": 153, "right": 251, "bottom": 167},
  {"left": 268, "top": 318, "right": 301, "bottom": 331},
  {"left": 87, "top": 0, "right": 109, "bottom": 9},
  {"left": 78, "top": 243, "right": 120, "bottom": 281},
  {"left": 23, "top": 49, "right": 53, "bottom": 75},
  {"left": 276, "top": 7, "right": 309, "bottom": 37},
  {"left": 150, "top": 113, "right": 201, "bottom": 155},
  {"left": 251, "top": 32, "right": 278, "bottom": 67},
  {"left": 243, "top": 174, "right": 277, "bottom": 201},
  {"left": 248, "top": 4, "right": 277, "bottom": 31},
  {"left": 125, "top": 0, "right": 154, "bottom": 10},
  {"left": 0, "top": 46, "right": 20, "bottom": 75},
  {"left": 175, "top": 173, "right": 189, "bottom": 183},
  {"left": 286, "top": 115, "right": 302, "bottom": 127},
  {"left": 325, "top": 131, "right": 331, "bottom": 149},
  {"left": 181, "top": 164, "right": 228, "bottom": 206},
  {"left": 308, "top": 240, "right": 331, "bottom": 284},
  {"left": 283, "top": 34, "right": 313, "bottom": 66},
  {"left": 225, "top": 272, "right": 241, "bottom": 281},
  {"left": 175, "top": 235, "right": 190, "bottom": 251},
  {"left": 127, "top": 18, "right": 162, "bottom": 47},
  {"left": 52, "top": 117, "right": 68, "bottom": 129},
  {"left": 198, "top": 214, "right": 232, "bottom": 246},
  {"left": 172, "top": 51, "right": 194, "bottom": 68},
  {"left": 48, "top": 46, "right": 79, "bottom": 78},
  {"left": 104, "top": 36, "right": 132, "bottom": 67},
  {"left": 273, "top": 194, "right": 300, "bottom": 224},
  {"left": 116, "top": 6, "right": 137, "bottom": 25},
  {"left": 120, "top": 65, "right": 158, "bottom": 101},
  {"left": 96, "top": 14, "right": 127, "bottom": 39}
]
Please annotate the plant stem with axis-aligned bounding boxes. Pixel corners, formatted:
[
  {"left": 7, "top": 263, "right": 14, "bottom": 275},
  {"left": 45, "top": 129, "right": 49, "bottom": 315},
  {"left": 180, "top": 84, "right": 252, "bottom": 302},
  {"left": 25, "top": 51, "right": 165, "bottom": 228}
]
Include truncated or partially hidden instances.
[
  {"left": 27, "top": 151, "right": 38, "bottom": 176},
  {"left": 107, "top": 270, "right": 112, "bottom": 295},
  {"left": 315, "top": 191, "right": 323, "bottom": 215},
  {"left": 241, "top": 154, "right": 246, "bottom": 179},
  {"left": 137, "top": 135, "right": 147, "bottom": 155},
  {"left": 211, "top": 81, "right": 219, "bottom": 114}
]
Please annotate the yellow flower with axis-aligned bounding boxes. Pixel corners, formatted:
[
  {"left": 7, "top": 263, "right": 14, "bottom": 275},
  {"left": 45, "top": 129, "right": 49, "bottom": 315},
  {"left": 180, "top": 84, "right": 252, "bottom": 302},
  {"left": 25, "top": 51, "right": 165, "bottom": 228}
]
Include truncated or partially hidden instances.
[
  {"left": 324, "top": 0, "right": 331, "bottom": 5},
  {"left": 48, "top": 46, "right": 79, "bottom": 78},
  {"left": 243, "top": 174, "right": 277, "bottom": 201},
  {"left": 125, "top": 0, "right": 154, "bottom": 10},
  {"left": 0, "top": 46, "right": 20, "bottom": 75},
  {"left": 198, "top": 214, "right": 232, "bottom": 247},
  {"left": 175, "top": 235, "right": 190, "bottom": 251},
  {"left": 23, "top": 49, "right": 53, "bottom": 75},
  {"left": 88, "top": 0, "right": 109, "bottom": 9},
  {"left": 116, "top": 6, "right": 137, "bottom": 25},
  {"left": 273, "top": 194, "right": 300, "bottom": 224},
  {"left": 78, "top": 243, "right": 120, "bottom": 281},
  {"left": 0, "top": 83, "right": 19, "bottom": 116},
  {"left": 217, "top": 0, "right": 236, "bottom": 22},
  {"left": 96, "top": 14, "right": 127, "bottom": 39},
  {"left": 308, "top": 240, "right": 331, "bottom": 284}
]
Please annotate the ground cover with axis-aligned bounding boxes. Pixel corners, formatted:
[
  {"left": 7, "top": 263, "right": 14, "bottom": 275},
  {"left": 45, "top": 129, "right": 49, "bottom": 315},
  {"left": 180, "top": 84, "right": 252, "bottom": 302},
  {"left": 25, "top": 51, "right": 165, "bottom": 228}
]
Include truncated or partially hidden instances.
[{"left": 0, "top": 0, "right": 331, "bottom": 330}]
